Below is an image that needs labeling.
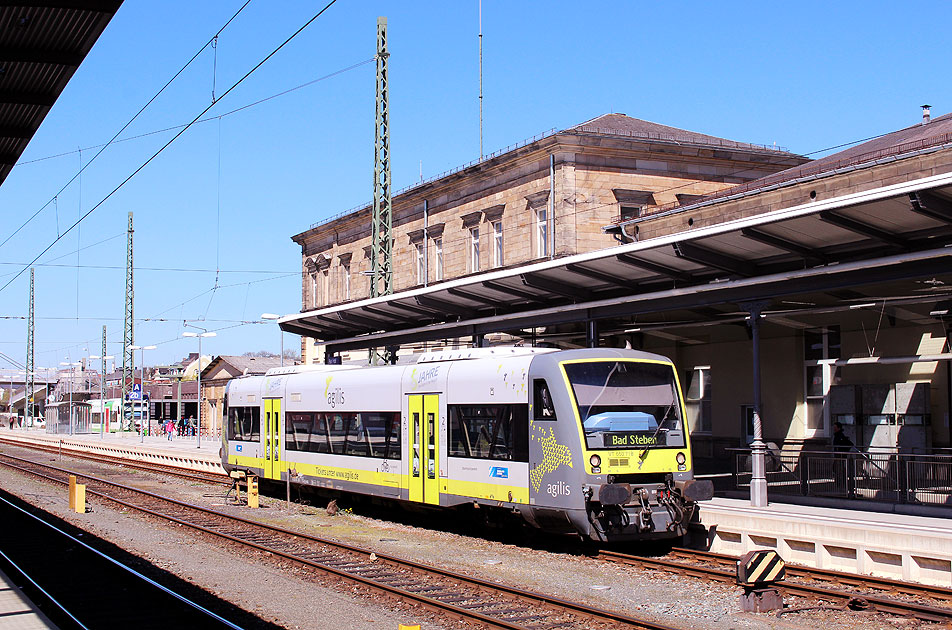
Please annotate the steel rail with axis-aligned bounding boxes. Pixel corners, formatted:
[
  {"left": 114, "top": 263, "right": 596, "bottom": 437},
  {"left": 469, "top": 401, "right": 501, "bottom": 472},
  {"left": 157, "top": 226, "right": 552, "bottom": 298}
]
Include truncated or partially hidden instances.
[
  {"left": 667, "top": 548, "right": 952, "bottom": 603},
  {"left": 0, "top": 435, "right": 228, "bottom": 486},
  {"left": 0, "top": 451, "right": 678, "bottom": 630},
  {"left": 598, "top": 549, "right": 952, "bottom": 623}
]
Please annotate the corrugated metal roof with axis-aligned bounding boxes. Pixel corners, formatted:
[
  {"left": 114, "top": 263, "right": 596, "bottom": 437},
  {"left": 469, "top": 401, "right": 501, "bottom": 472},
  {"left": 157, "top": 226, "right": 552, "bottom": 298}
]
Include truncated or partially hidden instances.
[{"left": 0, "top": 2, "right": 122, "bottom": 186}]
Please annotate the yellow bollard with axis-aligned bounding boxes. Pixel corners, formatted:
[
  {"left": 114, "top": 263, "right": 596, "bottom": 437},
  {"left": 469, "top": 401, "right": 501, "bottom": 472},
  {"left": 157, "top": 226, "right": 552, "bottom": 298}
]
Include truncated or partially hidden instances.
[
  {"left": 247, "top": 476, "right": 259, "bottom": 509},
  {"left": 68, "top": 475, "right": 77, "bottom": 511},
  {"left": 73, "top": 484, "right": 85, "bottom": 513}
]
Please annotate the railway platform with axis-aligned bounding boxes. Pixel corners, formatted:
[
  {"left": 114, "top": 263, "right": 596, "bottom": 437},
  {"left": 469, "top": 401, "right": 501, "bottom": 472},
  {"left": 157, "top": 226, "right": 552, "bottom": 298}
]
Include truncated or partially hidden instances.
[
  {"left": 696, "top": 497, "right": 952, "bottom": 587},
  {"left": 0, "top": 427, "right": 223, "bottom": 475},
  {"left": 0, "top": 566, "right": 57, "bottom": 629}
]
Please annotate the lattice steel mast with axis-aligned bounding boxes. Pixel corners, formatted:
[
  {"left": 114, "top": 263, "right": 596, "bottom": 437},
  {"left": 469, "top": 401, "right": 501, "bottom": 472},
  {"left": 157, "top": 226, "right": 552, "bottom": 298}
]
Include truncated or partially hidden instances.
[
  {"left": 25, "top": 267, "right": 34, "bottom": 426},
  {"left": 122, "top": 212, "right": 134, "bottom": 429},
  {"left": 368, "top": 16, "right": 393, "bottom": 365},
  {"left": 371, "top": 16, "right": 392, "bottom": 299}
]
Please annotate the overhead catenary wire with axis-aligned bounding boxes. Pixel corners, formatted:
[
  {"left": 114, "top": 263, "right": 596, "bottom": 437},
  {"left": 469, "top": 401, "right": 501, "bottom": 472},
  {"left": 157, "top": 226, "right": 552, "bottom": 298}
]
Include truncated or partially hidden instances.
[
  {"left": 0, "top": 0, "right": 254, "bottom": 254},
  {"left": 13, "top": 57, "right": 375, "bottom": 169},
  {"left": 0, "top": 0, "right": 340, "bottom": 296}
]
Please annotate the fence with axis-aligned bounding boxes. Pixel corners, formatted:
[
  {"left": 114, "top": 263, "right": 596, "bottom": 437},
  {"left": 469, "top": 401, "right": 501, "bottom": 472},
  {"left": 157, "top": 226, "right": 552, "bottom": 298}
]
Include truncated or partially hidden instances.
[{"left": 729, "top": 448, "right": 952, "bottom": 507}]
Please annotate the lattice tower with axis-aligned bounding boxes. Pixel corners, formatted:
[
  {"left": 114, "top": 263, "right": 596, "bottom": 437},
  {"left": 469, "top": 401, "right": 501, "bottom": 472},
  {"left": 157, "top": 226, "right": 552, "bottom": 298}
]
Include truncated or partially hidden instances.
[
  {"left": 122, "top": 212, "right": 134, "bottom": 428},
  {"left": 25, "top": 267, "right": 34, "bottom": 424}
]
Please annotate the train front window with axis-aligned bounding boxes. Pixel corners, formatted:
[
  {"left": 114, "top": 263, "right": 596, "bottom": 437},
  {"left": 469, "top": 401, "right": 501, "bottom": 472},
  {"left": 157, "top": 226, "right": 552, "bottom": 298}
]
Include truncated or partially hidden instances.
[{"left": 563, "top": 361, "right": 685, "bottom": 450}]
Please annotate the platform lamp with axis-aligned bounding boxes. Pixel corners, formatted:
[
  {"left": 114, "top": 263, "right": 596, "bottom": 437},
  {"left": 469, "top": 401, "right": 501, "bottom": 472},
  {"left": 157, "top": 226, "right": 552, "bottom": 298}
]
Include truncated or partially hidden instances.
[
  {"left": 183, "top": 328, "right": 215, "bottom": 448},
  {"left": 130, "top": 345, "right": 156, "bottom": 442},
  {"left": 261, "top": 313, "right": 284, "bottom": 367},
  {"left": 89, "top": 353, "right": 114, "bottom": 439}
]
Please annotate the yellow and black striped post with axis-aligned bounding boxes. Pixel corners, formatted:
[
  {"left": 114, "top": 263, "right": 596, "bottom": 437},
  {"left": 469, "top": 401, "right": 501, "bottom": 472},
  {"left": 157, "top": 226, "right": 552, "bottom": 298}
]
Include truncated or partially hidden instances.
[{"left": 737, "top": 549, "right": 785, "bottom": 586}]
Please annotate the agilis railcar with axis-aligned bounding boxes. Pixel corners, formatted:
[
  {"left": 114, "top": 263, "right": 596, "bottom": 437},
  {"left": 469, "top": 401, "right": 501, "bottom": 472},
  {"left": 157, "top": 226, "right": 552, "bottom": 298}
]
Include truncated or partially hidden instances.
[{"left": 221, "top": 347, "right": 713, "bottom": 541}]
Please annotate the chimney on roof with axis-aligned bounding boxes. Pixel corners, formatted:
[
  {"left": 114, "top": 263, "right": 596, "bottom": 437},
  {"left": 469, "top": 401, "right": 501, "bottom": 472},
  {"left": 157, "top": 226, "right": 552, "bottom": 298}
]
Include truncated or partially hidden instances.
[{"left": 922, "top": 104, "right": 932, "bottom": 124}]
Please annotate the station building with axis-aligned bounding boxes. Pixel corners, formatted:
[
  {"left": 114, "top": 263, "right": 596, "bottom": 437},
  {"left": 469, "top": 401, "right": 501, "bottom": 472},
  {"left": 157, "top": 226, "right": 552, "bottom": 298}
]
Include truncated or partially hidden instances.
[{"left": 286, "top": 110, "right": 952, "bottom": 467}]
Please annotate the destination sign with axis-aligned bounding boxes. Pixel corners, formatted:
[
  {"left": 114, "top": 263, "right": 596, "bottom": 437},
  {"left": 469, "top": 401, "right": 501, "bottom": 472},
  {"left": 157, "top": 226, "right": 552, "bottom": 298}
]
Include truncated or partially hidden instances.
[{"left": 603, "top": 431, "right": 666, "bottom": 448}]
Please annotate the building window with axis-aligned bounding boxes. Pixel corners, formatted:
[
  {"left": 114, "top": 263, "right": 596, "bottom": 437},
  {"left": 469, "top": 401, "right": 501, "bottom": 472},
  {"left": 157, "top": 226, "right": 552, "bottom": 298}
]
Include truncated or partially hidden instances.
[
  {"left": 684, "top": 366, "right": 711, "bottom": 434},
  {"left": 342, "top": 263, "right": 351, "bottom": 300},
  {"left": 492, "top": 221, "right": 503, "bottom": 268},
  {"left": 470, "top": 227, "right": 480, "bottom": 272},
  {"left": 434, "top": 237, "right": 443, "bottom": 280},
  {"left": 620, "top": 205, "right": 643, "bottom": 222},
  {"left": 415, "top": 242, "right": 425, "bottom": 285},
  {"left": 321, "top": 270, "right": 329, "bottom": 306},
  {"left": 536, "top": 208, "right": 548, "bottom": 257},
  {"left": 310, "top": 273, "right": 318, "bottom": 309},
  {"left": 803, "top": 326, "right": 841, "bottom": 438}
]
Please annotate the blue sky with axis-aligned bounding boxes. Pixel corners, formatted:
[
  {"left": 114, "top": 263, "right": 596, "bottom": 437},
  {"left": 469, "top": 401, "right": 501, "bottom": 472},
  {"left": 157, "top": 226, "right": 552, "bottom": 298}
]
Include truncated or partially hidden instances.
[{"left": 0, "top": 1, "right": 950, "bottom": 371}]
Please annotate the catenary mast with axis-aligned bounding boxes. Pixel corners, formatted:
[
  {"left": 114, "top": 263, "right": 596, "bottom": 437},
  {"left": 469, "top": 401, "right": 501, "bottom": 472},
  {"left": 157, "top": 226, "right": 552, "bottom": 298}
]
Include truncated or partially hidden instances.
[
  {"left": 26, "top": 267, "right": 34, "bottom": 425},
  {"left": 369, "top": 16, "right": 392, "bottom": 364},
  {"left": 122, "top": 212, "right": 134, "bottom": 429}
]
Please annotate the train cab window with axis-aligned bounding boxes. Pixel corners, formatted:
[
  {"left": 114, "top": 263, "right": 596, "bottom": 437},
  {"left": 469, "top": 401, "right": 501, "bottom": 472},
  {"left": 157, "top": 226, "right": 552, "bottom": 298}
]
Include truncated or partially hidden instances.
[
  {"left": 563, "top": 360, "right": 686, "bottom": 450},
  {"left": 228, "top": 406, "right": 261, "bottom": 441},
  {"left": 448, "top": 404, "right": 528, "bottom": 462},
  {"left": 533, "top": 380, "right": 558, "bottom": 421}
]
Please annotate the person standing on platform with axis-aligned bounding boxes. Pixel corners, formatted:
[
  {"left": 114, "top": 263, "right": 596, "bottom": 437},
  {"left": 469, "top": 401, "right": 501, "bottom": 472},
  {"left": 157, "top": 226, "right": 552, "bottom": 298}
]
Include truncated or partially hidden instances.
[
  {"left": 833, "top": 422, "right": 853, "bottom": 452},
  {"left": 832, "top": 422, "right": 856, "bottom": 498}
]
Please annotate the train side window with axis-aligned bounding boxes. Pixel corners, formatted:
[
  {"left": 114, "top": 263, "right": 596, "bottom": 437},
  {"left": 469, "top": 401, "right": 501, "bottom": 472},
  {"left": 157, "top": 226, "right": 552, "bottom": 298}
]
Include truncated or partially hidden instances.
[
  {"left": 227, "top": 406, "right": 261, "bottom": 441},
  {"left": 448, "top": 404, "right": 528, "bottom": 462},
  {"left": 511, "top": 404, "right": 529, "bottom": 462},
  {"left": 345, "top": 414, "right": 371, "bottom": 457},
  {"left": 384, "top": 412, "right": 401, "bottom": 459},
  {"left": 285, "top": 412, "right": 314, "bottom": 451},
  {"left": 327, "top": 413, "right": 348, "bottom": 454},
  {"left": 533, "top": 380, "right": 557, "bottom": 421},
  {"left": 311, "top": 414, "right": 331, "bottom": 453},
  {"left": 248, "top": 407, "right": 261, "bottom": 441}
]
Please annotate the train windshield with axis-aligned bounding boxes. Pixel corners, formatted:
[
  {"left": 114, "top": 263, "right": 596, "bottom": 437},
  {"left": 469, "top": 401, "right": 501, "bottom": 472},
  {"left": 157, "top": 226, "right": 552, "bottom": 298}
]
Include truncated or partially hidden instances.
[{"left": 564, "top": 361, "right": 685, "bottom": 450}]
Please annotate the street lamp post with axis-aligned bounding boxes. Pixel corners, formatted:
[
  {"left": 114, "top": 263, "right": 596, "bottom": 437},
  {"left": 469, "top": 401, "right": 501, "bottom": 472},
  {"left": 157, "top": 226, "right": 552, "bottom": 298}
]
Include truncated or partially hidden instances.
[
  {"left": 130, "top": 345, "right": 156, "bottom": 442},
  {"left": 183, "top": 328, "right": 215, "bottom": 448},
  {"left": 261, "top": 313, "right": 284, "bottom": 367}
]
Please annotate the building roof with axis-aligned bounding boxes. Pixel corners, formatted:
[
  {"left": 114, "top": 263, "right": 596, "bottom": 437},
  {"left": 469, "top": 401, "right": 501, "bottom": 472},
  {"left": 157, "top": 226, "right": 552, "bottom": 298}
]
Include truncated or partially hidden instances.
[
  {"left": 294, "top": 113, "right": 803, "bottom": 242},
  {"left": 570, "top": 113, "right": 790, "bottom": 153},
  {"left": 0, "top": 2, "right": 122, "bottom": 186},
  {"left": 648, "top": 111, "right": 952, "bottom": 214},
  {"left": 201, "top": 355, "right": 284, "bottom": 380}
]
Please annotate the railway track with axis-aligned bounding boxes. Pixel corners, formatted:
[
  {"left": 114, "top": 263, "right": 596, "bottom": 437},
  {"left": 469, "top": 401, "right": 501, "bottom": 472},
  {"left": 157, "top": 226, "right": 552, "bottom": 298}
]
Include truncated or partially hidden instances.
[
  {"left": 0, "top": 435, "right": 229, "bottom": 486},
  {"left": 0, "top": 450, "right": 682, "bottom": 630},
  {"left": 598, "top": 547, "right": 952, "bottom": 623}
]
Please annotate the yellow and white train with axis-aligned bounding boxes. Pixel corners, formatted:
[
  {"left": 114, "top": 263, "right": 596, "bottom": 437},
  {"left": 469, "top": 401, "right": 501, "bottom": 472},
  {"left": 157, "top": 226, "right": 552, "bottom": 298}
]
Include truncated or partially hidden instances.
[{"left": 221, "top": 347, "right": 712, "bottom": 541}]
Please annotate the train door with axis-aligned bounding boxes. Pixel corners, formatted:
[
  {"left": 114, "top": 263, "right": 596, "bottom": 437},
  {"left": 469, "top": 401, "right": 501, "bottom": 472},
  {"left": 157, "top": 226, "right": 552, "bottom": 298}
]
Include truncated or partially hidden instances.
[
  {"left": 263, "top": 398, "right": 283, "bottom": 480},
  {"left": 407, "top": 394, "right": 440, "bottom": 505}
]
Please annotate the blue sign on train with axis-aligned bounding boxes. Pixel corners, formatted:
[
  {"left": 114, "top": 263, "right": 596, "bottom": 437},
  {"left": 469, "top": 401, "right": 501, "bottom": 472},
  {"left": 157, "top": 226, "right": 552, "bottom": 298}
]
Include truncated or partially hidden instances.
[{"left": 490, "top": 467, "right": 509, "bottom": 479}]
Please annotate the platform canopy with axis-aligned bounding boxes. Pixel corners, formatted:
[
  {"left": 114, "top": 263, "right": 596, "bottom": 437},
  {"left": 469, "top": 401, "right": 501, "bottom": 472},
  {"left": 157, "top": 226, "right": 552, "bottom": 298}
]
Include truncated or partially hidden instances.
[
  {"left": 280, "top": 171, "right": 952, "bottom": 354},
  {"left": 0, "top": 1, "right": 121, "bottom": 186}
]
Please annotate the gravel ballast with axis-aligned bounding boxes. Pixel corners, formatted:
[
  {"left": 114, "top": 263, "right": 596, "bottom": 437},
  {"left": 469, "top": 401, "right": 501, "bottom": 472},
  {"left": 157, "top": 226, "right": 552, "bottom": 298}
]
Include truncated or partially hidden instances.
[{"left": 0, "top": 446, "right": 938, "bottom": 630}]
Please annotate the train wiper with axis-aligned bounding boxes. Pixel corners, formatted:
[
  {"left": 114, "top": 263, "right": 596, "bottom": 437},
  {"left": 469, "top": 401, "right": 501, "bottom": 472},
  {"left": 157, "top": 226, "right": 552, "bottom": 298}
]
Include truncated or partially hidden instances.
[{"left": 638, "top": 402, "right": 673, "bottom": 462}]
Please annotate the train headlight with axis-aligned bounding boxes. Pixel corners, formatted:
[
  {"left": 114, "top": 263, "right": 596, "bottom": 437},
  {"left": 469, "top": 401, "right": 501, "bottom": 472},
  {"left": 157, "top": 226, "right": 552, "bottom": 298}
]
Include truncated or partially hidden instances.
[
  {"left": 676, "top": 452, "right": 686, "bottom": 465},
  {"left": 589, "top": 454, "right": 601, "bottom": 468}
]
